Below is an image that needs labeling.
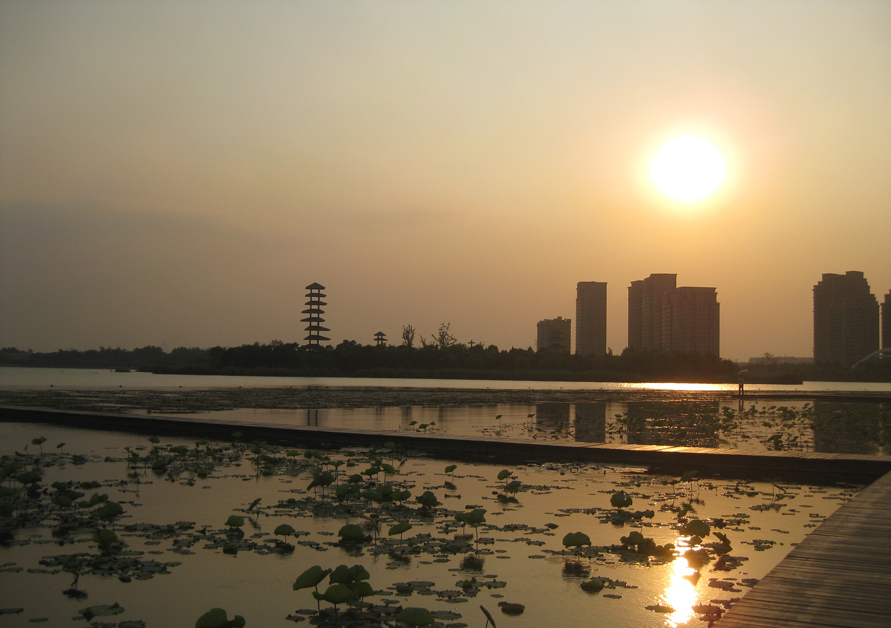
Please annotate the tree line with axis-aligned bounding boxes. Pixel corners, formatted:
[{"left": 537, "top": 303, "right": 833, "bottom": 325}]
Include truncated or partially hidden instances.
[{"left": 3, "top": 333, "right": 889, "bottom": 383}]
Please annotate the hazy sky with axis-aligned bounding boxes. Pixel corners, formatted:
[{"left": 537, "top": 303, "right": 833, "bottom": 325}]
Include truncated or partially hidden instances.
[{"left": 2, "top": 1, "right": 889, "bottom": 361}]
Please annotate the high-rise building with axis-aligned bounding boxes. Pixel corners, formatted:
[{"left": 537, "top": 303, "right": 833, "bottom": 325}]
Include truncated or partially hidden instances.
[
  {"left": 628, "top": 273, "right": 677, "bottom": 352},
  {"left": 666, "top": 287, "right": 720, "bottom": 355},
  {"left": 813, "top": 271, "right": 879, "bottom": 366},
  {"left": 628, "top": 274, "right": 720, "bottom": 356},
  {"left": 576, "top": 281, "right": 607, "bottom": 356},
  {"left": 883, "top": 291, "right": 891, "bottom": 351},
  {"left": 537, "top": 317, "right": 571, "bottom": 354}
]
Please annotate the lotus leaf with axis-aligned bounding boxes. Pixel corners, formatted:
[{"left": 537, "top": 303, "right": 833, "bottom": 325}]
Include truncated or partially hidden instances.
[
  {"left": 97, "top": 502, "right": 124, "bottom": 520},
  {"left": 416, "top": 490, "right": 440, "bottom": 509},
  {"left": 92, "top": 528, "right": 118, "bottom": 548},
  {"left": 610, "top": 490, "right": 633, "bottom": 508},
  {"left": 562, "top": 531, "right": 591, "bottom": 549},
  {"left": 316, "top": 583, "right": 357, "bottom": 605},
  {"left": 273, "top": 524, "right": 296, "bottom": 538},
  {"left": 389, "top": 521, "right": 413, "bottom": 537},
  {"left": 195, "top": 607, "right": 246, "bottom": 628},
  {"left": 80, "top": 603, "right": 124, "bottom": 620},
  {"left": 580, "top": 579, "right": 605, "bottom": 593},
  {"left": 337, "top": 524, "right": 368, "bottom": 542},
  {"left": 293, "top": 565, "right": 331, "bottom": 591},
  {"left": 496, "top": 469, "right": 512, "bottom": 481},
  {"left": 464, "top": 508, "right": 487, "bottom": 526},
  {"left": 503, "top": 480, "right": 522, "bottom": 494},
  {"left": 480, "top": 604, "right": 497, "bottom": 628},
  {"left": 682, "top": 519, "right": 711, "bottom": 538},
  {"left": 397, "top": 606, "right": 436, "bottom": 626},
  {"left": 225, "top": 515, "right": 245, "bottom": 528},
  {"left": 498, "top": 602, "right": 525, "bottom": 615}
]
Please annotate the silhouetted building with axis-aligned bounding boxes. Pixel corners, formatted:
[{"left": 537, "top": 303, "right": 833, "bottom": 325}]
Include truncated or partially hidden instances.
[
  {"left": 666, "top": 287, "right": 720, "bottom": 355},
  {"left": 302, "top": 282, "right": 330, "bottom": 346},
  {"left": 884, "top": 291, "right": 891, "bottom": 350},
  {"left": 813, "top": 271, "right": 879, "bottom": 366},
  {"left": 628, "top": 273, "right": 677, "bottom": 351},
  {"left": 374, "top": 331, "right": 387, "bottom": 346},
  {"left": 537, "top": 317, "right": 571, "bottom": 353},
  {"left": 628, "top": 274, "right": 720, "bottom": 356},
  {"left": 576, "top": 281, "right": 607, "bottom": 356}
]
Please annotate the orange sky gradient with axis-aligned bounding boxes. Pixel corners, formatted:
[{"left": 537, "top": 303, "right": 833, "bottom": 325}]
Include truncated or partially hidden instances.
[{"left": 1, "top": 2, "right": 889, "bottom": 361}]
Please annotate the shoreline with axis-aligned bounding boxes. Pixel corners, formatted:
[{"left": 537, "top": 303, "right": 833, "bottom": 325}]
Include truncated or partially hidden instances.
[{"left": 0, "top": 386, "right": 890, "bottom": 417}]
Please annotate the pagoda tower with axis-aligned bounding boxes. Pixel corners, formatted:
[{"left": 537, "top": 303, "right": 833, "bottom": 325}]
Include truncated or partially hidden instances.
[
  {"left": 374, "top": 331, "right": 387, "bottom": 346},
  {"left": 302, "top": 283, "right": 330, "bottom": 347}
]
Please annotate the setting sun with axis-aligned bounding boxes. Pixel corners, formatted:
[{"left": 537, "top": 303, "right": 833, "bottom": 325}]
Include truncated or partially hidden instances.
[{"left": 650, "top": 135, "right": 726, "bottom": 202}]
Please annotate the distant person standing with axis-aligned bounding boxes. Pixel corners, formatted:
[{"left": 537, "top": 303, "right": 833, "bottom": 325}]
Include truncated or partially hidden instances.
[{"left": 738, "top": 376, "right": 745, "bottom": 396}]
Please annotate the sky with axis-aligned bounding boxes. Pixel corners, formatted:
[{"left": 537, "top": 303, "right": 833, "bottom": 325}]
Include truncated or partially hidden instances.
[{"left": 1, "top": 1, "right": 889, "bottom": 362}]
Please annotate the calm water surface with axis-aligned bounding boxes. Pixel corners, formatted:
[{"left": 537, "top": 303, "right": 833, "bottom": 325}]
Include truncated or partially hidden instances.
[
  {"left": 3, "top": 365, "right": 891, "bottom": 394},
  {"left": 0, "top": 421, "right": 858, "bottom": 628}
]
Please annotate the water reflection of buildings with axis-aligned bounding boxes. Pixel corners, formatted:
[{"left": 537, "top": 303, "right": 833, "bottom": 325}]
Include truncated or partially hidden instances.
[
  {"left": 811, "top": 401, "right": 891, "bottom": 455},
  {"left": 574, "top": 403, "right": 606, "bottom": 442}
]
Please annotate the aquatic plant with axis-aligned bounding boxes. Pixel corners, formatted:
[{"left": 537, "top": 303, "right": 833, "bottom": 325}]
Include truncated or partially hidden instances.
[
  {"left": 480, "top": 604, "right": 497, "bottom": 628},
  {"left": 610, "top": 490, "right": 633, "bottom": 508},
  {"left": 293, "top": 565, "right": 332, "bottom": 613},
  {"left": 562, "top": 531, "right": 591, "bottom": 555},
  {"left": 338, "top": 523, "right": 371, "bottom": 544},
  {"left": 416, "top": 490, "right": 440, "bottom": 511},
  {"left": 388, "top": 521, "right": 413, "bottom": 541},
  {"left": 398, "top": 606, "right": 435, "bottom": 626},
  {"left": 195, "top": 607, "right": 246, "bottom": 628}
]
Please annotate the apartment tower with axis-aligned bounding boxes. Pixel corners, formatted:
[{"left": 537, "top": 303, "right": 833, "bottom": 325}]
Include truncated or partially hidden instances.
[
  {"left": 884, "top": 291, "right": 891, "bottom": 350},
  {"left": 537, "top": 317, "right": 571, "bottom": 354},
  {"left": 576, "top": 281, "right": 607, "bottom": 356},
  {"left": 628, "top": 274, "right": 720, "bottom": 356},
  {"left": 813, "top": 271, "right": 879, "bottom": 366}
]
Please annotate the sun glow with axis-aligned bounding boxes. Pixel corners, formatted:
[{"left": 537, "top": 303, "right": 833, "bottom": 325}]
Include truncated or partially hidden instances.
[{"left": 650, "top": 135, "right": 726, "bottom": 202}]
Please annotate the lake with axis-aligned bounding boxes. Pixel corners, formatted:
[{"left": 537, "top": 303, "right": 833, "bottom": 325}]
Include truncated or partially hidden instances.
[{"left": 0, "top": 421, "right": 860, "bottom": 628}]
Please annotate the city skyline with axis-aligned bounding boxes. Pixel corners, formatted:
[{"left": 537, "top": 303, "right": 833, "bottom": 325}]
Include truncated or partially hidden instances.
[{"left": 1, "top": 2, "right": 889, "bottom": 362}]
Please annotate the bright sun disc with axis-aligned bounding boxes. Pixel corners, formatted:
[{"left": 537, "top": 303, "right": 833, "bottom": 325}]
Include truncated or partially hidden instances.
[{"left": 650, "top": 135, "right": 726, "bottom": 202}]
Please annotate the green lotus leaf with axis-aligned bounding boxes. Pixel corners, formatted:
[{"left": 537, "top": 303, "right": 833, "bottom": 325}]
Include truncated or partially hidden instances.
[
  {"left": 80, "top": 603, "right": 124, "bottom": 621},
  {"left": 194, "top": 607, "right": 246, "bottom": 628},
  {"left": 320, "top": 583, "right": 357, "bottom": 605},
  {"left": 293, "top": 565, "right": 331, "bottom": 591},
  {"left": 338, "top": 524, "right": 367, "bottom": 541},
  {"left": 682, "top": 519, "right": 711, "bottom": 538},
  {"left": 92, "top": 528, "right": 117, "bottom": 547},
  {"left": 610, "top": 490, "right": 633, "bottom": 508},
  {"left": 273, "top": 524, "right": 296, "bottom": 538},
  {"left": 329, "top": 564, "right": 352, "bottom": 584},
  {"left": 96, "top": 501, "right": 124, "bottom": 520},
  {"left": 352, "top": 580, "right": 374, "bottom": 598},
  {"left": 225, "top": 515, "right": 245, "bottom": 528},
  {"left": 497, "top": 469, "right": 512, "bottom": 481},
  {"left": 562, "top": 531, "right": 591, "bottom": 548},
  {"left": 464, "top": 508, "right": 487, "bottom": 526},
  {"left": 397, "top": 606, "right": 436, "bottom": 626},
  {"left": 389, "top": 521, "right": 413, "bottom": 537},
  {"left": 416, "top": 490, "right": 440, "bottom": 508}
]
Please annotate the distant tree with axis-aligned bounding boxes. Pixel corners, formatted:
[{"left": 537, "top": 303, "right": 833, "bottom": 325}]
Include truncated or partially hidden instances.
[
  {"left": 431, "top": 322, "right": 458, "bottom": 348},
  {"left": 401, "top": 325, "right": 416, "bottom": 348}
]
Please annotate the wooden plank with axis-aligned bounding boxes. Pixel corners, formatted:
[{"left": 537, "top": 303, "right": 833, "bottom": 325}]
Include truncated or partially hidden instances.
[{"left": 716, "top": 471, "right": 891, "bottom": 628}]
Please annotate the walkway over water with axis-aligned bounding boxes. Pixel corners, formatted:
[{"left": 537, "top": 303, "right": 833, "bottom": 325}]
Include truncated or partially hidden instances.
[
  {"left": 4, "top": 405, "right": 891, "bottom": 627},
  {"left": 3, "top": 405, "right": 891, "bottom": 483},
  {"left": 715, "top": 469, "right": 891, "bottom": 628}
]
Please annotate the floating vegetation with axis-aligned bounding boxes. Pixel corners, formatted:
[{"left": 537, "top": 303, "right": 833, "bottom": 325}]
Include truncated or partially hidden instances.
[{"left": 0, "top": 425, "right": 860, "bottom": 627}]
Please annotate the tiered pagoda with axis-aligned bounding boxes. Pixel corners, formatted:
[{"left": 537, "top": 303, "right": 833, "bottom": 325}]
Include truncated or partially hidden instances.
[{"left": 302, "top": 282, "right": 330, "bottom": 346}]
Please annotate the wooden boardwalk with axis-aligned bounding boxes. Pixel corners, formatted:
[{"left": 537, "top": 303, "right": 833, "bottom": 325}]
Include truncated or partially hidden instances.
[
  {"left": 3, "top": 405, "right": 891, "bottom": 483},
  {"left": 715, "top": 469, "right": 891, "bottom": 628}
]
